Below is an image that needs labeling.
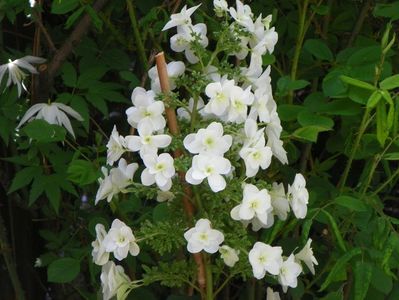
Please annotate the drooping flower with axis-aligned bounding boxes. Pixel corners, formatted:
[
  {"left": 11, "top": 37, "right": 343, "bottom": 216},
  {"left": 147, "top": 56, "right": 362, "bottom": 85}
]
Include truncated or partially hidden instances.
[
  {"left": 0, "top": 56, "right": 45, "bottom": 96},
  {"left": 183, "top": 122, "right": 232, "bottom": 156},
  {"left": 103, "top": 219, "right": 140, "bottom": 261},
  {"left": 248, "top": 242, "right": 283, "bottom": 279},
  {"left": 148, "top": 61, "right": 185, "bottom": 92},
  {"left": 125, "top": 122, "right": 171, "bottom": 158},
  {"left": 269, "top": 182, "right": 290, "bottom": 221},
  {"left": 95, "top": 159, "right": 139, "bottom": 204},
  {"left": 100, "top": 261, "right": 131, "bottom": 300},
  {"left": 91, "top": 224, "right": 110, "bottom": 266},
  {"left": 229, "top": 0, "right": 254, "bottom": 32},
  {"left": 185, "top": 153, "right": 231, "bottom": 192},
  {"left": 287, "top": 173, "right": 309, "bottom": 219},
  {"left": 106, "top": 126, "right": 127, "bottom": 165},
  {"left": 278, "top": 254, "right": 302, "bottom": 292},
  {"left": 162, "top": 4, "right": 201, "bottom": 31},
  {"left": 184, "top": 218, "right": 224, "bottom": 254},
  {"left": 295, "top": 238, "right": 318, "bottom": 275},
  {"left": 141, "top": 153, "right": 175, "bottom": 191},
  {"left": 266, "top": 287, "right": 281, "bottom": 300},
  {"left": 17, "top": 102, "right": 83, "bottom": 138},
  {"left": 219, "top": 245, "right": 240, "bottom": 267}
]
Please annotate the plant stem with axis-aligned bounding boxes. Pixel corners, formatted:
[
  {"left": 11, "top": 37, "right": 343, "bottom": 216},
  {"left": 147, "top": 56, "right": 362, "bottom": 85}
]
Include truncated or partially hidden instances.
[
  {"left": 205, "top": 256, "right": 213, "bottom": 300},
  {"left": 126, "top": 0, "right": 148, "bottom": 72},
  {"left": 289, "top": 0, "right": 309, "bottom": 104}
]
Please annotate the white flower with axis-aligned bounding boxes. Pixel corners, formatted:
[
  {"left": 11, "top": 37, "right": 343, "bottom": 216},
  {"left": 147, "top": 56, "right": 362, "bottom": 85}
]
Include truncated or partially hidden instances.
[
  {"left": 126, "top": 94, "right": 166, "bottom": 131},
  {"left": 100, "top": 261, "right": 131, "bottom": 300},
  {"left": 0, "top": 56, "right": 45, "bottom": 96},
  {"left": 177, "top": 97, "right": 205, "bottom": 120},
  {"left": 231, "top": 184, "right": 272, "bottom": 225},
  {"left": 229, "top": 0, "right": 254, "bottom": 32},
  {"left": 266, "top": 287, "right": 281, "bottom": 300},
  {"left": 295, "top": 238, "right": 318, "bottom": 275},
  {"left": 186, "top": 154, "right": 231, "bottom": 192},
  {"left": 230, "top": 205, "right": 274, "bottom": 231},
  {"left": 91, "top": 224, "right": 110, "bottom": 266},
  {"left": 95, "top": 159, "right": 138, "bottom": 204},
  {"left": 184, "top": 218, "right": 224, "bottom": 253},
  {"left": 156, "top": 190, "right": 175, "bottom": 202},
  {"left": 162, "top": 4, "right": 201, "bottom": 31},
  {"left": 248, "top": 242, "right": 283, "bottom": 279},
  {"left": 125, "top": 122, "right": 171, "bottom": 158},
  {"left": 287, "top": 173, "right": 309, "bottom": 219},
  {"left": 203, "top": 77, "right": 235, "bottom": 117},
  {"left": 170, "top": 23, "right": 209, "bottom": 64},
  {"left": 29, "top": 0, "right": 36, "bottom": 7},
  {"left": 183, "top": 122, "right": 232, "bottom": 156},
  {"left": 270, "top": 182, "right": 290, "bottom": 221},
  {"left": 103, "top": 219, "right": 140, "bottom": 260},
  {"left": 148, "top": 61, "right": 185, "bottom": 93},
  {"left": 227, "top": 85, "right": 254, "bottom": 124},
  {"left": 213, "top": 0, "right": 228, "bottom": 16},
  {"left": 141, "top": 153, "right": 175, "bottom": 191},
  {"left": 106, "top": 126, "right": 127, "bottom": 165},
  {"left": 219, "top": 245, "right": 240, "bottom": 267},
  {"left": 248, "top": 88, "right": 272, "bottom": 123},
  {"left": 17, "top": 102, "right": 83, "bottom": 138},
  {"left": 278, "top": 254, "right": 302, "bottom": 292},
  {"left": 34, "top": 257, "right": 42, "bottom": 267}
]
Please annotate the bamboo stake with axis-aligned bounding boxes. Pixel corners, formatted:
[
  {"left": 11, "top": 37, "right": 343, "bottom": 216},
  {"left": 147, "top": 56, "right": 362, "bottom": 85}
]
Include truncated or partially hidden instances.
[{"left": 155, "top": 52, "right": 206, "bottom": 294}]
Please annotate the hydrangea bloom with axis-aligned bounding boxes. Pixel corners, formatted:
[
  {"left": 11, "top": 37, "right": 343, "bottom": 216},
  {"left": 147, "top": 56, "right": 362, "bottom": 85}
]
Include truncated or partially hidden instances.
[
  {"left": 219, "top": 245, "right": 240, "bottom": 267},
  {"left": 91, "top": 224, "right": 109, "bottom": 266},
  {"left": 141, "top": 153, "right": 175, "bottom": 191},
  {"left": 287, "top": 173, "right": 309, "bottom": 219},
  {"left": 184, "top": 218, "right": 224, "bottom": 253},
  {"left": 106, "top": 126, "right": 127, "bottom": 165},
  {"left": 278, "top": 254, "right": 302, "bottom": 292},
  {"left": 162, "top": 4, "right": 201, "bottom": 31},
  {"left": 100, "top": 261, "right": 131, "bottom": 300},
  {"left": 249, "top": 242, "right": 283, "bottom": 279}
]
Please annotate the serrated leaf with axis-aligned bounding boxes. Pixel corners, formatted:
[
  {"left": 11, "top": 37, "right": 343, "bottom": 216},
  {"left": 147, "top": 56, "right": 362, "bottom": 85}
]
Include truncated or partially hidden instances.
[
  {"left": 322, "top": 209, "right": 347, "bottom": 251},
  {"left": 47, "top": 258, "right": 80, "bottom": 283},
  {"left": 8, "top": 166, "right": 42, "bottom": 194},
  {"left": 45, "top": 184, "right": 61, "bottom": 213},
  {"left": 23, "top": 120, "right": 66, "bottom": 143},
  {"left": 354, "top": 261, "right": 373, "bottom": 300},
  {"left": 29, "top": 176, "right": 46, "bottom": 206},
  {"left": 340, "top": 75, "right": 376, "bottom": 91},
  {"left": 304, "top": 39, "right": 333, "bottom": 61},
  {"left": 335, "top": 196, "right": 367, "bottom": 212},
  {"left": 67, "top": 159, "right": 99, "bottom": 186},
  {"left": 319, "top": 248, "right": 362, "bottom": 291},
  {"left": 61, "top": 62, "right": 77, "bottom": 87}
]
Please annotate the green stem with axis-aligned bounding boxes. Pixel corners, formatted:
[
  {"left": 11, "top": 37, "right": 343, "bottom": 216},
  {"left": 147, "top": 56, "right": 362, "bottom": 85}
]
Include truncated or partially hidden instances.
[
  {"left": 288, "top": 0, "right": 309, "bottom": 104},
  {"left": 205, "top": 256, "right": 213, "bottom": 300},
  {"left": 126, "top": 0, "right": 148, "bottom": 72},
  {"left": 371, "top": 167, "right": 399, "bottom": 197}
]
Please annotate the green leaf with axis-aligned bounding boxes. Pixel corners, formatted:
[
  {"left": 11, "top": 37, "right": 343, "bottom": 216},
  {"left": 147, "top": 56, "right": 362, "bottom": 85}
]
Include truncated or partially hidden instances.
[
  {"left": 340, "top": 75, "right": 376, "bottom": 91},
  {"left": 293, "top": 126, "right": 329, "bottom": 142},
  {"left": 277, "top": 104, "right": 304, "bottom": 121},
  {"left": 23, "top": 120, "right": 66, "bottom": 143},
  {"left": 319, "top": 248, "right": 362, "bottom": 291},
  {"left": 65, "top": 6, "right": 85, "bottom": 29},
  {"left": 29, "top": 176, "right": 46, "bottom": 206},
  {"left": 382, "top": 152, "right": 399, "bottom": 160},
  {"left": 297, "top": 110, "right": 334, "bottom": 129},
  {"left": 45, "top": 184, "right": 61, "bottom": 213},
  {"left": 304, "top": 39, "right": 334, "bottom": 61},
  {"left": 61, "top": 62, "right": 77, "bottom": 87},
  {"left": 373, "top": 2, "right": 399, "bottom": 20},
  {"left": 67, "top": 160, "right": 99, "bottom": 186},
  {"left": 380, "top": 75, "right": 399, "bottom": 90},
  {"left": 51, "top": 0, "right": 79, "bottom": 14},
  {"left": 354, "top": 261, "right": 373, "bottom": 300},
  {"left": 376, "top": 101, "right": 388, "bottom": 146},
  {"left": 153, "top": 203, "right": 169, "bottom": 222},
  {"left": 371, "top": 265, "right": 393, "bottom": 295},
  {"left": 322, "top": 209, "right": 347, "bottom": 251},
  {"left": 311, "top": 4, "right": 330, "bottom": 15},
  {"left": 8, "top": 166, "right": 42, "bottom": 194},
  {"left": 320, "top": 100, "right": 361, "bottom": 116},
  {"left": 85, "top": 5, "right": 103, "bottom": 30},
  {"left": 277, "top": 76, "right": 309, "bottom": 95},
  {"left": 47, "top": 258, "right": 80, "bottom": 283},
  {"left": 323, "top": 70, "right": 347, "bottom": 97},
  {"left": 77, "top": 66, "right": 108, "bottom": 89},
  {"left": 335, "top": 196, "right": 367, "bottom": 212},
  {"left": 367, "top": 90, "right": 382, "bottom": 108}
]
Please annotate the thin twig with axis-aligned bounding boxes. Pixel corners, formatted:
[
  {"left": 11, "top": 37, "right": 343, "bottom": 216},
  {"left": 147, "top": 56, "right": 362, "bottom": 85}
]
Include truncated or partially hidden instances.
[{"left": 33, "top": 11, "right": 56, "bottom": 52}]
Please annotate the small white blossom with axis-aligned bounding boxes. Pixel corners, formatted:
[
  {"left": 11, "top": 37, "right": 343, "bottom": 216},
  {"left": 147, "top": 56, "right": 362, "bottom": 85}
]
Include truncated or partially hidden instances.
[
  {"left": 126, "top": 95, "right": 166, "bottom": 131},
  {"left": 295, "top": 238, "right": 318, "bottom": 275},
  {"left": 184, "top": 218, "right": 224, "bottom": 254},
  {"left": 219, "top": 245, "right": 240, "bottom": 267},
  {"left": 203, "top": 77, "right": 235, "bottom": 117},
  {"left": 156, "top": 190, "right": 175, "bottom": 202},
  {"left": 0, "top": 56, "right": 45, "bottom": 96},
  {"left": 17, "top": 102, "right": 83, "bottom": 138},
  {"left": 103, "top": 219, "right": 140, "bottom": 260},
  {"left": 91, "top": 224, "right": 110, "bottom": 266},
  {"left": 266, "top": 287, "right": 281, "bottom": 300},
  {"left": 141, "top": 153, "right": 175, "bottom": 191},
  {"left": 227, "top": 85, "right": 254, "bottom": 124},
  {"left": 248, "top": 88, "right": 272, "bottom": 123},
  {"left": 148, "top": 61, "right": 185, "bottom": 92},
  {"left": 34, "top": 257, "right": 42, "bottom": 267},
  {"left": 248, "top": 242, "right": 283, "bottom": 279},
  {"left": 95, "top": 159, "right": 138, "bottom": 204},
  {"left": 100, "top": 261, "right": 131, "bottom": 300},
  {"left": 186, "top": 153, "right": 231, "bottom": 192},
  {"left": 278, "top": 254, "right": 302, "bottom": 292},
  {"left": 125, "top": 122, "right": 171, "bottom": 158},
  {"left": 229, "top": 0, "right": 254, "bottom": 32},
  {"left": 106, "top": 126, "right": 127, "bottom": 165},
  {"left": 162, "top": 4, "right": 201, "bottom": 31},
  {"left": 183, "top": 122, "right": 232, "bottom": 156},
  {"left": 287, "top": 173, "right": 309, "bottom": 219},
  {"left": 270, "top": 182, "right": 290, "bottom": 221},
  {"left": 213, "top": 0, "right": 228, "bottom": 16}
]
